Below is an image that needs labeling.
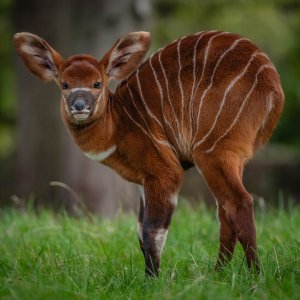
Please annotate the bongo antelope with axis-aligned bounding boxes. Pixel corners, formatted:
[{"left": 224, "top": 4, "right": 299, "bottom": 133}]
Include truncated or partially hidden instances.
[{"left": 13, "top": 30, "right": 284, "bottom": 276}]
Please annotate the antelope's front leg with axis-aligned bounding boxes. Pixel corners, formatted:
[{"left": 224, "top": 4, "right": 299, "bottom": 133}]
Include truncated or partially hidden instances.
[
  {"left": 137, "top": 186, "right": 145, "bottom": 257},
  {"left": 142, "top": 174, "right": 181, "bottom": 277}
]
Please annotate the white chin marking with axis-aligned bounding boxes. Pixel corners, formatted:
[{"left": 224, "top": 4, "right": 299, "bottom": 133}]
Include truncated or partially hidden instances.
[{"left": 73, "top": 113, "right": 89, "bottom": 121}]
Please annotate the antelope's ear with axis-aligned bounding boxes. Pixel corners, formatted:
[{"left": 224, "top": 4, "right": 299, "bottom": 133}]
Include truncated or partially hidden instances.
[
  {"left": 101, "top": 31, "right": 151, "bottom": 81},
  {"left": 13, "top": 32, "right": 64, "bottom": 82}
]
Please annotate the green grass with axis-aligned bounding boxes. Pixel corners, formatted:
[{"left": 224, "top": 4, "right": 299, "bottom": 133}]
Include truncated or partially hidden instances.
[{"left": 0, "top": 202, "right": 299, "bottom": 300}]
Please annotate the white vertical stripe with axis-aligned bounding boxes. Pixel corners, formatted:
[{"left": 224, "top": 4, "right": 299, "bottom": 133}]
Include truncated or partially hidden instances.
[
  {"left": 190, "top": 31, "right": 215, "bottom": 104},
  {"left": 193, "top": 51, "right": 260, "bottom": 150},
  {"left": 177, "top": 38, "right": 186, "bottom": 146},
  {"left": 189, "top": 31, "right": 206, "bottom": 141},
  {"left": 127, "top": 81, "right": 149, "bottom": 128},
  {"left": 191, "top": 32, "right": 228, "bottom": 137},
  {"left": 149, "top": 54, "right": 181, "bottom": 150},
  {"left": 124, "top": 81, "right": 173, "bottom": 152},
  {"left": 262, "top": 91, "right": 275, "bottom": 128},
  {"left": 192, "top": 37, "right": 248, "bottom": 143},
  {"left": 205, "top": 64, "right": 274, "bottom": 153},
  {"left": 158, "top": 51, "right": 181, "bottom": 139},
  {"left": 123, "top": 105, "right": 173, "bottom": 151},
  {"left": 136, "top": 69, "right": 165, "bottom": 130}
]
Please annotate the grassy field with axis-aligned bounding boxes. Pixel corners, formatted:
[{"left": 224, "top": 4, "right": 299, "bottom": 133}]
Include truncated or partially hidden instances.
[{"left": 0, "top": 202, "right": 299, "bottom": 300}]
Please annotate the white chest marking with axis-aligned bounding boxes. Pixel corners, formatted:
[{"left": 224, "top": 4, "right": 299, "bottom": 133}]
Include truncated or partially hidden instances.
[{"left": 84, "top": 145, "right": 117, "bottom": 162}]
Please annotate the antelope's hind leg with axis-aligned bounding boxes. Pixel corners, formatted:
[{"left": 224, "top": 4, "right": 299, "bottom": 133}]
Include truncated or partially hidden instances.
[
  {"left": 216, "top": 203, "right": 237, "bottom": 269},
  {"left": 194, "top": 152, "right": 259, "bottom": 271}
]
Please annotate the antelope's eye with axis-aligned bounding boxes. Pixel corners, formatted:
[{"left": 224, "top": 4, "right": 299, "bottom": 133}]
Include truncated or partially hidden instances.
[
  {"left": 62, "top": 82, "right": 69, "bottom": 90},
  {"left": 93, "top": 82, "right": 101, "bottom": 89}
]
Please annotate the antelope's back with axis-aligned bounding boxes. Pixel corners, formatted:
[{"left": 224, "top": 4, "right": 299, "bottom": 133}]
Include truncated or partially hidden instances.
[{"left": 120, "top": 31, "right": 284, "bottom": 159}]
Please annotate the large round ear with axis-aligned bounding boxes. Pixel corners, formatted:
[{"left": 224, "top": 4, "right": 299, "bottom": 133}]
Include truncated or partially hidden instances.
[
  {"left": 13, "top": 32, "right": 64, "bottom": 82},
  {"left": 101, "top": 31, "right": 151, "bottom": 81}
]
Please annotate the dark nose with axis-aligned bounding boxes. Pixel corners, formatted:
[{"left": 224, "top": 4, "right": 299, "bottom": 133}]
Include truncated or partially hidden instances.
[{"left": 73, "top": 97, "right": 86, "bottom": 111}]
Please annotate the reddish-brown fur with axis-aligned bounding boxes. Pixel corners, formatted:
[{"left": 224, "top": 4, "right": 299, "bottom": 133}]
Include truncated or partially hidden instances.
[{"left": 13, "top": 30, "right": 284, "bottom": 276}]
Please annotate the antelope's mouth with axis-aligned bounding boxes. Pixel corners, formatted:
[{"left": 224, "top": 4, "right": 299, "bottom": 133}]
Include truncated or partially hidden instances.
[{"left": 71, "top": 108, "right": 91, "bottom": 121}]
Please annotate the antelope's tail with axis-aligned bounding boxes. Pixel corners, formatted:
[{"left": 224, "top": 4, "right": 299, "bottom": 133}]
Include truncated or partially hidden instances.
[{"left": 254, "top": 86, "right": 285, "bottom": 150}]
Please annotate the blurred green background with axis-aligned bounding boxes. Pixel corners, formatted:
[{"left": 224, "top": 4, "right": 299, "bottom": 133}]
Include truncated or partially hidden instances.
[{"left": 0, "top": 0, "right": 300, "bottom": 214}]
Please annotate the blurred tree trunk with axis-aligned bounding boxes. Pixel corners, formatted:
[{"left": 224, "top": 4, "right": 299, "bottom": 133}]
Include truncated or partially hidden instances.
[{"left": 13, "top": 0, "right": 152, "bottom": 215}]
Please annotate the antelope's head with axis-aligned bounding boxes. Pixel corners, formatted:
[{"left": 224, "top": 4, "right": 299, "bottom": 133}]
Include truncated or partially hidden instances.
[{"left": 13, "top": 32, "right": 151, "bottom": 123}]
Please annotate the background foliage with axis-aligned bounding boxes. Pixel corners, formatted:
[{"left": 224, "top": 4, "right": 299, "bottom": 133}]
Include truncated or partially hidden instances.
[{"left": 0, "top": 0, "right": 15, "bottom": 158}]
